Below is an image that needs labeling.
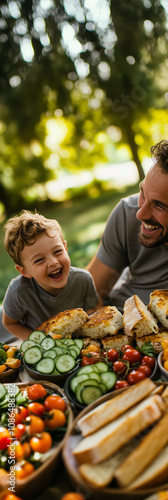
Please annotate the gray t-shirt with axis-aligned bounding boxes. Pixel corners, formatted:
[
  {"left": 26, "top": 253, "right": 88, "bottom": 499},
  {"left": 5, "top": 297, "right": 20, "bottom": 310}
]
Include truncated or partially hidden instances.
[
  {"left": 97, "top": 193, "right": 168, "bottom": 309},
  {"left": 3, "top": 266, "right": 98, "bottom": 330}
]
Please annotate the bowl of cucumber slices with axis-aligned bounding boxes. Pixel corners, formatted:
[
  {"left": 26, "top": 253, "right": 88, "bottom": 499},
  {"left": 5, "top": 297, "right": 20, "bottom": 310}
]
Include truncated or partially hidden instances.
[
  {"left": 21, "top": 330, "right": 83, "bottom": 385},
  {"left": 64, "top": 361, "right": 118, "bottom": 410}
]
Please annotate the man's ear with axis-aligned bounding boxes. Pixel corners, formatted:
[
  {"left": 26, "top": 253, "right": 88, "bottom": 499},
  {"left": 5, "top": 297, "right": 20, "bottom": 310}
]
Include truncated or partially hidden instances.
[{"left": 15, "top": 264, "right": 32, "bottom": 279}]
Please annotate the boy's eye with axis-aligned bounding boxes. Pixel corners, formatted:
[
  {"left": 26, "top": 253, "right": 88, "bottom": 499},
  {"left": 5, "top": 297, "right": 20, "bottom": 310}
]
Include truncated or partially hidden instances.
[{"left": 34, "top": 257, "right": 44, "bottom": 264}]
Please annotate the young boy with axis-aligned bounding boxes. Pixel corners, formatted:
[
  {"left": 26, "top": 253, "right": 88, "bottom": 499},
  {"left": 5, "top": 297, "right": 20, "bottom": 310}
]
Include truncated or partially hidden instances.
[{"left": 1, "top": 210, "right": 99, "bottom": 341}]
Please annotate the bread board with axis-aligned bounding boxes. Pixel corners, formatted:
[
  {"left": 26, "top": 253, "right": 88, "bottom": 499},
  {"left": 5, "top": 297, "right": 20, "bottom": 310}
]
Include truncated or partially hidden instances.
[{"left": 62, "top": 382, "right": 168, "bottom": 500}]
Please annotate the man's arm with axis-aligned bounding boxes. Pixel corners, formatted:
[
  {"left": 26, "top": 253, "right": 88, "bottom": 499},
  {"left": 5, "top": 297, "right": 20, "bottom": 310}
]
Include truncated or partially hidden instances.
[
  {"left": 2, "top": 310, "right": 33, "bottom": 341},
  {"left": 87, "top": 256, "right": 121, "bottom": 301}
]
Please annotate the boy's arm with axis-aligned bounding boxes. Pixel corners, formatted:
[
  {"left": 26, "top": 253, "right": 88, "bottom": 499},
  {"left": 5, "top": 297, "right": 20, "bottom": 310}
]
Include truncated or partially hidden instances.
[{"left": 2, "top": 310, "right": 33, "bottom": 341}]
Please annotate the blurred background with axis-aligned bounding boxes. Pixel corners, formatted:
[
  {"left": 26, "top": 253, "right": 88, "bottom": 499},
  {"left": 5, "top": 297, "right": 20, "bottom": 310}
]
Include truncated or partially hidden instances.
[{"left": 0, "top": 0, "right": 168, "bottom": 302}]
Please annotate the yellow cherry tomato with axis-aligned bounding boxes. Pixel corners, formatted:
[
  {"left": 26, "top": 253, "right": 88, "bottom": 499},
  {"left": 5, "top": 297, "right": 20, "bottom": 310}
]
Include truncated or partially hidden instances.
[
  {"left": 161, "top": 338, "right": 168, "bottom": 349},
  {"left": 163, "top": 360, "right": 168, "bottom": 371},
  {"left": 162, "top": 348, "right": 168, "bottom": 361}
]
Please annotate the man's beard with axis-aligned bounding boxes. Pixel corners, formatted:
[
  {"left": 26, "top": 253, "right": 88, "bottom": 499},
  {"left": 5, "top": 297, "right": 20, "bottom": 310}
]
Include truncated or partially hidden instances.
[{"left": 138, "top": 226, "right": 168, "bottom": 248}]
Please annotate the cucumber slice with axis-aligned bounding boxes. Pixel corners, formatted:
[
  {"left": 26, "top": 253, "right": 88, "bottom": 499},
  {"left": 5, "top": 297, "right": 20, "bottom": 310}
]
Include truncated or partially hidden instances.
[
  {"left": 20, "top": 339, "right": 36, "bottom": 353},
  {"left": 68, "top": 345, "right": 80, "bottom": 357},
  {"left": 29, "top": 331, "right": 46, "bottom": 343},
  {"left": 55, "top": 354, "right": 76, "bottom": 373},
  {"left": 43, "top": 349, "right": 56, "bottom": 359},
  {"left": 75, "top": 379, "right": 99, "bottom": 404},
  {"left": 0, "top": 383, "right": 7, "bottom": 401},
  {"left": 73, "top": 339, "right": 84, "bottom": 350},
  {"left": 100, "top": 371, "right": 117, "bottom": 390},
  {"left": 81, "top": 385, "right": 102, "bottom": 405},
  {"left": 77, "top": 365, "right": 99, "bottom": 377},
  {"left": 99, "top": 382, "right": 107, "bottom": 394},
  {"left": 24, "top": 346, "right": 42, "bottom": 365},
  {"left": 70, "top": 373, "right": 89, "bottom": 393},
  {"left": 53, "top": 347, "right": 68, "bottom": 356},
  {"left": 55, "top": 340, "right": 64, "bottom": 347},
  {"left": 89, "top": 372, "right": 101, "bottom": 382},
  {"left": 41, "top": 337, "right": 55, "bottom": 350},
  {"left": 68, "top": 348, "right": 78, "bottom": 359},
  {"left": 63, "top": 339, "right": 75, "bottom": 346},
  {"left": 95, "top": 362, "right": 108, "bottom": 373},
  {"left": 36, "top": 357, "right": 55, "bottom": 374}
]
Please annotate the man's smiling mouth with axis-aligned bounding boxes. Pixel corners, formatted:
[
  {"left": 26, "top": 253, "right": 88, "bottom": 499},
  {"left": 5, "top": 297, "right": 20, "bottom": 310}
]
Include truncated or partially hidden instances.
[
  {"left": 49, "top": 268, "right": 62, "bottom": 279},
  {"left": 143, "top": 223, "right": 161, "bottom": 231}
]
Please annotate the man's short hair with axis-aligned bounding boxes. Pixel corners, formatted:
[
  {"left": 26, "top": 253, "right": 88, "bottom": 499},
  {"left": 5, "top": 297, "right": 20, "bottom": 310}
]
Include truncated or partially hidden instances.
[
  {"left": 150, "top": 140, "right": 168, "bottom": 173},
  {"left": 4, "top": 210, "right": 64, "bottom": 265}
]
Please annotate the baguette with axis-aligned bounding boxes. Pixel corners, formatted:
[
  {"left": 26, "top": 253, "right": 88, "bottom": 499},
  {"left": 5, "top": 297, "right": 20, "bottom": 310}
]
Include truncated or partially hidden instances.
[
  {"left": 123, "top": 295, "right": 158, "bottom": 338},
  {"left": 128, "top": 446, "right": 168, "bottom": 490},
  {"left": 79, "top": 440, "right": 137, "bottom": 489},
  {"left": 114, "top": 413, "right": 168, "bottom": 488},
  {"left": 37, "top": 308, "right": 89, "bottom": 337},
  {"left": 72, "top": 395, "right": 165, "bottom": 465},
  {"left": 149, "top": 289, "right": 168, "bottom": 329},
  {"left": 77, "top": 378, "right": 156, "bottom": 437},
  {"left": 78, "top": 306, "right": 123, "bottom": 339}
]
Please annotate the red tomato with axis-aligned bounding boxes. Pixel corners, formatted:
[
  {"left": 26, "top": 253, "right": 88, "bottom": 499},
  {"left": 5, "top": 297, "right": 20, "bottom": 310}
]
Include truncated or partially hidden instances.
[
  {"left": 102, "top": 349, "right": 119, "bottom": 362},
  {"left": 0, "top": 427, "right": 12, "bottom": 450},
  {"left": 121, "top": 344, "right": 134, "bottom": 352},
  {"left": 27, "top": 383, "right": 47, "bottom": 400},
  {"left": 81, "top": 356, "right": 102, "bottom": 366},
  {"left": 13, "top": 423, "right": 25, "bottom": 440},
  {"left": 122, "top": 348, "right": 142, "bottom": 365},
  {"left": 112, "top": 360, "right": 127, "bottom": 376},
  {"left": 44, "top": 395, "right": 66, "bottom": 412},
  {"left": 114, "top": 380, "right": 130, "bottom": 390},
  {"left": 138, "top": 364, "right": 152, "bottom": 377},
  {"left": 141, "top": 355, "right": 155, "bottom": 371},
  {"left": 27, "top": 402, "right": 45, "bottom": 416},
  {"left": 126, "top": 369, "right": 146, "bottom": 385}
]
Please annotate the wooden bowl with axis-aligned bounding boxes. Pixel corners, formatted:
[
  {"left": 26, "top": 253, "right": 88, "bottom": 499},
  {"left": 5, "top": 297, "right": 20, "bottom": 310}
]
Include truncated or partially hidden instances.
[
  {"left": 0, "top": 367, "right": 18, "bottom": 383},
  {"left": 23, "top": 359, "right": 80, "bottom": 387},
  {"left": 1, "top": 380, "right": 73, "bottom": 499},
  {"left": 62, "top": 382, "right": 168, "bottom": 500}
]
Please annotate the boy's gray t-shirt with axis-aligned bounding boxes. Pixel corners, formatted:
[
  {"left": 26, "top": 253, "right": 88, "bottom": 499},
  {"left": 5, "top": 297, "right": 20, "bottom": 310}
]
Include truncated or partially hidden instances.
[
  {"left": 3, "top": 267, "right": 98, "bottom": 330},
  {"left": 97, "top": 193, "right": 168, "bottom": 308}
]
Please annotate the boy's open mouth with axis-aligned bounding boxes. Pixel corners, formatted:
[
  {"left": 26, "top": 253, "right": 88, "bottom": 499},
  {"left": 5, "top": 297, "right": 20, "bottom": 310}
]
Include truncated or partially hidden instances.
[{"left": 48, "top": 268, "right": 62, "bottom": 279}]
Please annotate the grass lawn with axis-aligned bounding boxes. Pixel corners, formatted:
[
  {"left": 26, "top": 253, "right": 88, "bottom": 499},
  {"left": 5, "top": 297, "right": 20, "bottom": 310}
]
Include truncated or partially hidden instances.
[{"left": 0, "top": 183, "right": 139, "bottom": 303}]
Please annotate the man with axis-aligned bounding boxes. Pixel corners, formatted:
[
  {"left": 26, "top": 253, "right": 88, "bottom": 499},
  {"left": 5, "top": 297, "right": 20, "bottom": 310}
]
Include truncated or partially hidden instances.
[{"left": 87, "top": 140, "right": 168, "bottom": 311}]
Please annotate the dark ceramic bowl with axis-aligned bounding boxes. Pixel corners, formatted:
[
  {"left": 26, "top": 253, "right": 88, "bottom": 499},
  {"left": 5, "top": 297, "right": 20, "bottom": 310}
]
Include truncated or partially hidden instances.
[{"left": 23, "top": 359, "right": 80, "bottom": 387}]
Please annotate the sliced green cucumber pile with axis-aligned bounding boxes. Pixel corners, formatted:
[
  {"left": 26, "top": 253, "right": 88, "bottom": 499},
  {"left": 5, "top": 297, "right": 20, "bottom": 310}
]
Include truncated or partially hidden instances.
[
  {"left": 0, "top": 383, "right": 27, "bottom": 409},
  {"left": 70, "top": 363, "right": 117, "bottom": 405},
  {"left": 21, "top": 334, "right": 84, "bottom": 375}
]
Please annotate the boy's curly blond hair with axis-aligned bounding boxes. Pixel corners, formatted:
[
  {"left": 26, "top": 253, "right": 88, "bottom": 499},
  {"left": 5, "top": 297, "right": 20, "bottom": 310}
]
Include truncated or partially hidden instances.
[{"left": 4, "top": 210, "right": 64, "bottom": 265}]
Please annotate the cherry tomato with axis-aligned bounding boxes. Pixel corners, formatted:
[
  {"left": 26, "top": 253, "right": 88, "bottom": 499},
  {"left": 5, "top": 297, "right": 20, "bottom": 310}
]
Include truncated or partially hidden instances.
[
  {"left": 164, "top": 360, "right": 168, "bottom": 371},
  {"left": 25, "top": 414, "right": 45, "bottom": 434},
  {"left": 81, "top": 344, "right": 101, "bottom": 357},
  {"left": 102, "top": 349, "right": 119, "bottom": 362},
  {"left": 27, "top": 402, "right": 45, "bottom": 417},
  {"left": 8, "top": 440, "right": 31, "bottom": 461},
  {"left": 11, "top": 406, "right": 29, "bottom": 425},
  {"left": 60, "top": 494, "right": 85, "bottom": 500},
  {"left": 81, "top": 356, "right": 102, "bottom": 366},
  {"left": 27, "top": 383, "right": 47, "bottom": 400},
  {"left": 138, "top": 364, "right": 152, "bottom": 377},
  {"left": 126, "top": 369, "right": 146, "bottom": 385},
  {"left": 114, "top": 380, "right": 130, "bottom": 390},
  {"left": 163, "top": 348, "right": 168, "bottom": 361},
  {"left": 0, "top": 427, "right": 12, "bottom": 450},
  {"left": 141, "top": 355, "right": 155, "bottom": 371},
  {"left": 122, "top": 348, "right": 142, "bottom": 365},
  {"left": 15, "top": 461, "right": 35, "bottom": 479},
  {"left": 30, "top": 432, "right": 52, "bottom": 453},
  {"left": 121, "top": 344, "right": 134, "bottom": 352},
  {"left": 13, "top": 423, "right": 25, "bottom": 440},
  {"left": 44, "top": 395, "right": 66, "bottom": 412},
  {"left": 44, "top": 409, "right": 66, "bottom": 429},
  {"left": 3, "top": 494, "right": 23, "bottom": 500},
  {"left": 112, "top": 360, "right": 127, "bottom": 376}
]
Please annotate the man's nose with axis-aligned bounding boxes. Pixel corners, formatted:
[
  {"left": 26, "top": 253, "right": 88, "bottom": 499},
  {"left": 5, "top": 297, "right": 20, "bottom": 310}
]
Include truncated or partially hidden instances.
[{"left": 136, "top": 200, "right": 151, "bottom": 221}]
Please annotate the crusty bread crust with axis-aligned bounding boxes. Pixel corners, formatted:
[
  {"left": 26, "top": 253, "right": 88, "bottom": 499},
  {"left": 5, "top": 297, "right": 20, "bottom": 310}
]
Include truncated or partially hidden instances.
[
  {"left": 123, "top": 295, "right": 158, "bottom": 338},
  {"left": 149, "top": 289, "right": 168, "bottom": 329},
  {"left": 101, "top": 334, "right": 133, "bottom": 350},
  {"left": 37, "top": 308, "right": 89, "bottom": 337},
  {"left": 78, "top": 306, "right": 123, "bottom": 338},
  {"left": 136, "top": 331, "right": 168, "bottom": 354}
]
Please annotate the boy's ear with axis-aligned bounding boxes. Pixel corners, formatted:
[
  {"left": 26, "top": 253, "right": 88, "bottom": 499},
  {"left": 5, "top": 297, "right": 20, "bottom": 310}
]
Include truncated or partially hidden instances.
[
  {"left": 64, "top": 240, "right": 68, "bottom": 252},
  {"left": 15, "top": 264, "right": 32, "bottom": 279}
]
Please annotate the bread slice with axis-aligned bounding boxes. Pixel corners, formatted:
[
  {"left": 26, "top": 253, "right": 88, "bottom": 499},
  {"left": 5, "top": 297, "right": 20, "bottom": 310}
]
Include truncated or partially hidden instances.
[
  {"left": 37, "top": 308, "right": 89, "bottom": 337},
  {"left": 101, "top": 333, "right": 133, "bottom": 350},
  {"left": 149, "top": 289, "right": 168, "bottom": 329},
  {"left": 128, "top": 446, "right": 168, "bottom": 490},
  {"left": 79, "top": 440, "right": 137, "bottom": 489},
  {"left": 77, "top": 377, "right": 156, "bottom": 437},
  {"left": 72, "top": 395, "right": 165, "bottom": 465},
  {"left": 78, "top": 306, "right": 123, "bottom": 339},
  {"left": 123, "top": 295, "right": 158, "bottom": 338},
  {"left": 136, "top": 331, "right": 168, "bottom": 354},
  {"left": 114, "top": 412, "right": 168, "bottom": 488}
]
